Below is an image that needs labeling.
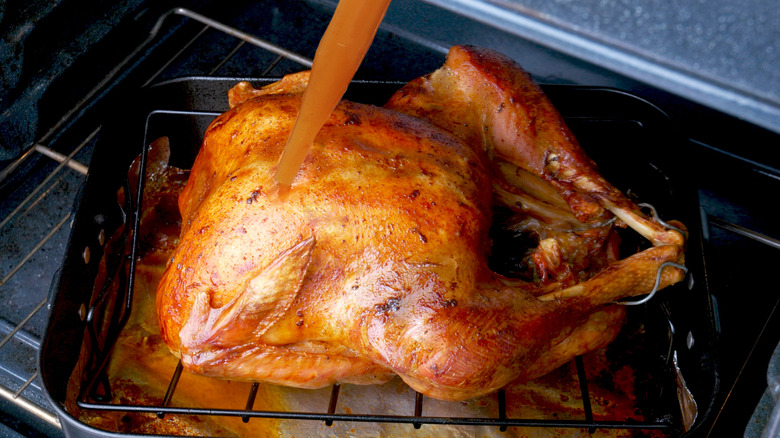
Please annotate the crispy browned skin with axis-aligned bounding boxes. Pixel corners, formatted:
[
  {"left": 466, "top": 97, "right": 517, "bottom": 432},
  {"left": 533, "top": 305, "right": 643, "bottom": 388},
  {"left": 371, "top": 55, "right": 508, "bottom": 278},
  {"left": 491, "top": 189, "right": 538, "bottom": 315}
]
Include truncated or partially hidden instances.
[
  {"left": 386, "top": 45, "right": 684, "bottom": 247},
  {"left": 156, "top": 46, "right": 686, "bottom": 401}
]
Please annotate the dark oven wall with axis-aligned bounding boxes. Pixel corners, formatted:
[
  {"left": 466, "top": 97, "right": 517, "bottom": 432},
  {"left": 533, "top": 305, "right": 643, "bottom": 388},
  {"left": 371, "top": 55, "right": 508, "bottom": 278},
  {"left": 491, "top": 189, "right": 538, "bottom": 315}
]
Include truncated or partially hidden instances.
[{"left": 1, "top": 0, "right": 161, "bottom": 160}]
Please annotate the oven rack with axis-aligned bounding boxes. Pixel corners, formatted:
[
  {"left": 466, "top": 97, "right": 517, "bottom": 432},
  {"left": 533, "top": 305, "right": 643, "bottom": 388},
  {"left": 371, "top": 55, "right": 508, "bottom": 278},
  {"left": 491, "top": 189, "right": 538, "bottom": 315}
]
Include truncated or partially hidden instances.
[{"left": 13, "top": 6, "right": 702, "bottom": 436}]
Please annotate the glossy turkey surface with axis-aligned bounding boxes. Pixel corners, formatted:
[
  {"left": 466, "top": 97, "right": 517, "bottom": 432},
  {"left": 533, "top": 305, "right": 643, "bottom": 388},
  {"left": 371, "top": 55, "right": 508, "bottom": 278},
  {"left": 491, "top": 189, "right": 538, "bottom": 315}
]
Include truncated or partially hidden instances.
[{"left": 156, "top": 45, "right": 686, "bottom": 401}]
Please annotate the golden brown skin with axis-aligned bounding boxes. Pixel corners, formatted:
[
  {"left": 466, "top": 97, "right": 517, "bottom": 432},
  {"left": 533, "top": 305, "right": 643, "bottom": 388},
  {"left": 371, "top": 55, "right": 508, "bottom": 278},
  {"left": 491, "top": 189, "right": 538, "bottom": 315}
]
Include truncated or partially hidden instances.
[
  {"left": 156, "top": 46, "right": 686, "bottom": 401},
  {"left": 386, "top": 45, "right": 685, "bottom": 248}
]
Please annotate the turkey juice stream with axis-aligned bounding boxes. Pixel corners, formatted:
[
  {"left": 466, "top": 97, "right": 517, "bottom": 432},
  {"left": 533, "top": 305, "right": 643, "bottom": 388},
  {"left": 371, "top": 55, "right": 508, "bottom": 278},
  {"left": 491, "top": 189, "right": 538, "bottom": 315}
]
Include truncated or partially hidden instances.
[{"left": 273, "top": 0, "right": 392, "bottom": 199}]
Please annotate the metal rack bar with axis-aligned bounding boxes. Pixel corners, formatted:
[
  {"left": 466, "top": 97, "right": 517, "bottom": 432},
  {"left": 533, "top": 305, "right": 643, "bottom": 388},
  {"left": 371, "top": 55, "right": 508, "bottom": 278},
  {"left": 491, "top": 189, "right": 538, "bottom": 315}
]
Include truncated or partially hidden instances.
[
  {"left": 165, "top": 8, "right": 313, "bottom": 68},
  {"left": 209, "top": 40, "right": 248, "bottom": 75},
  {"left": 158, "top": 361, "right": 184, "bottom": 419},
  {"left": 0, "top": 300, "right": 48, "bottom": 350},
  {"left": 413, "top": 391, "right": 424, "bottom": 429},
  {"left": 709, "top": 215, "right": 780, "bottom": 250},
  {"left": 497, "top": 389, "right": 507, "bottom": 432},
  {"left": 33, "top": 145, "right": 89, "bottom": 175},
  {"left": 75, "top": 397, "right": 674, "bottom": 431},
  {"left": 324, "top": 384, "right": 340, "bottom": 426},
  {"left": 0, "top": 216, "right": 70, "bottom": 289},
  {"left": 0, "top": 384, "right": 61, "bottom": 430},
  {"left": 575, "top": 356, "right": 596, "bottom": 434},
  {"left": 242, "top": 383, "right": 260, "bottom": 423}
]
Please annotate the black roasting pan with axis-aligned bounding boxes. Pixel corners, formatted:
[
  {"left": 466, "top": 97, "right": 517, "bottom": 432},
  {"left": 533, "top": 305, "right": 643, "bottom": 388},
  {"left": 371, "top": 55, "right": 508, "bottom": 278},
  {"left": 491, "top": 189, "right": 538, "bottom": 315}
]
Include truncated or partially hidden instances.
[{"left": 39, "top": 76, "right": 719, "bottom": 437}]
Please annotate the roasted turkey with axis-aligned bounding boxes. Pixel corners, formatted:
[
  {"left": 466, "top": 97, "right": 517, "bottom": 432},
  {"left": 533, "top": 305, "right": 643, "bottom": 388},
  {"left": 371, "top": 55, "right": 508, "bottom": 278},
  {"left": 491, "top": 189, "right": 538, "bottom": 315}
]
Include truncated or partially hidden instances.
[{"left": 156, "top": 45, "right": 686, "bottom": 401}]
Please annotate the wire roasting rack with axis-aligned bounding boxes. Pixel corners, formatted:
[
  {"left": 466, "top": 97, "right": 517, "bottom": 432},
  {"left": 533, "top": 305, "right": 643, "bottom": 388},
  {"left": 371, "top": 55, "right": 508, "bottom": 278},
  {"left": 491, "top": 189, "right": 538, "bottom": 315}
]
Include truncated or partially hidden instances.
[
  {"left": 3, "top": 6, "right": 714, "bottom": 436},
  {"left": 70, "top": 96, "right": 684, "bottom": 434}
]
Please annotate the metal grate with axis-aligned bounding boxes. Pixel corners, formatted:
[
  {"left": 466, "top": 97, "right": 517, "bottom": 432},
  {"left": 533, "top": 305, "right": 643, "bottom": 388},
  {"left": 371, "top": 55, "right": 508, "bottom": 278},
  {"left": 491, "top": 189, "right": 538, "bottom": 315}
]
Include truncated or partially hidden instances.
[
  {"left": 78, "top": 361, "right": 673, "bottom": 432},
  {"left": 6, "top": 6, "right": 693, "bottom": 436}
]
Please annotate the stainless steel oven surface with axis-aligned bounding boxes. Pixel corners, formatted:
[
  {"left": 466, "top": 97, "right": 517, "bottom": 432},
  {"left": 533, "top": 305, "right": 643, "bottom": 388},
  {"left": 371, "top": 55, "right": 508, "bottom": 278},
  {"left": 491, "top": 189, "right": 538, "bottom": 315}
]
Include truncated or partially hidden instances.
[{"left": 1, "top": 1, "right": 778, "bottom": 437}]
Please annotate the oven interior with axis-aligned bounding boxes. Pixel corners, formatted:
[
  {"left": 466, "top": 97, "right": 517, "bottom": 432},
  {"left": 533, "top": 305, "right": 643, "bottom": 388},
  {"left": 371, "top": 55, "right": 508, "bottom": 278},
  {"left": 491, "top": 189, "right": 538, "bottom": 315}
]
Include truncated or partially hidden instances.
[{"left": 1, "top": 1, "right": 779, "bottom": 437}]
